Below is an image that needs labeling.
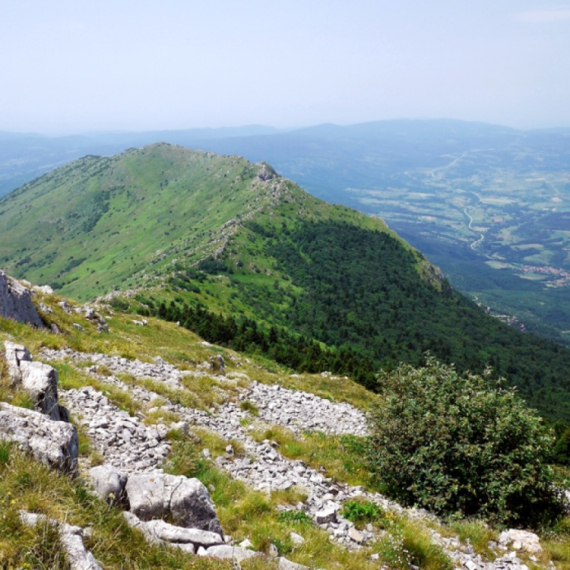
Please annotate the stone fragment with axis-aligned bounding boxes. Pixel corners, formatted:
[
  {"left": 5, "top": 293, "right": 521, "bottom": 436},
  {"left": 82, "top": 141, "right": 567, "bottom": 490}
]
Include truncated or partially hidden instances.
[
  {"left": 0, "top": 402, "right": 78, "bottom": 473},
  {"left": 204, "top": 544, "right": 259, "bottom": 561},
  {"left": 125, "top": 473, "right": 222, "bottom": 535},
  {"left": 348, "top": 527, "right": 364, "bottom": 544},
  {"left": 88, "top": 464, "right": 128, "bottom": 506},
  {"left": 3, "top": 341, "right": 32, "bottom": 384},
  {"left": 143, "top": 519, "right": 223, "bottom": 546},
  {"left": 0, "top": 270, "right": 45, "bottom": 328},
  {"left": 314, "top": 507, "right": 337, "bottom": 525},
  {"left": 209, "top": 354, "right": 225, "bottom": 375},
  {"left": 290, "top": 532, "right": 305, "bottom": 547},
  {"left": 278, "top": 557, "right": 310, "bottom": 570},
  {"left": 34, "top": 285, "right": 54, "bottom": 295}
]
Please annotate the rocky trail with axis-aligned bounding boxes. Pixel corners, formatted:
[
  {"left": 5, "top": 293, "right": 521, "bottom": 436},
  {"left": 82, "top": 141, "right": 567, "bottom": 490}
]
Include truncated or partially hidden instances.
[{"left": 38, "top": 346, "right": 547, "bottom": 570}]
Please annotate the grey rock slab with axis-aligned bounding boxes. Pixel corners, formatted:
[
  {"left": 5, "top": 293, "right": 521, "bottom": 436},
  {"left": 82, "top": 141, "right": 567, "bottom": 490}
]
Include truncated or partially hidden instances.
[
  {"left": 0, "top": 270, "right": 45, "bottom": 328},
  {"left": 142, "top": 519, "right": 223, "bottom": 546},
  {"left": 203, "top": 544, "right": 260, "bottom": 561},
  {"left": 0, "top": 402, "right": 78, "bottom": 473}
]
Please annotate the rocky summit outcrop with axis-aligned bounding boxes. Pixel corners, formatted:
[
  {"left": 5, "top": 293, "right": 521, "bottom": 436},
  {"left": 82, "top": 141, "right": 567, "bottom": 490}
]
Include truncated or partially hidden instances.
[{"left": 0, "top": 269, "right": 45, "bottom": 328}]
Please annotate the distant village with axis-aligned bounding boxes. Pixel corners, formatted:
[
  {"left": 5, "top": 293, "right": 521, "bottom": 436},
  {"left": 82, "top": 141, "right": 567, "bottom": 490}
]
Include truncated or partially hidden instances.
[{"left": 521, "top": 264, "right": 570, "bottom": 287}]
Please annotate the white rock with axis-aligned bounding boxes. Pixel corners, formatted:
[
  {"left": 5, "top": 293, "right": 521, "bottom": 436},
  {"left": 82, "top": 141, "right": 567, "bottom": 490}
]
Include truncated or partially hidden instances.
[
  {"left": 88, "top": 464, "right": 128, "bottom": 505},
  {"left": 204, "top": 544, "right": 260, "bottom": 561},
  {"left": 3, "top": 341, "right": 32, "bottom": 384},
  {"left": 348, "top": 527, "right": 364, "bottom": 544},
  {"left": 290, "top": 532, "right": 305, "bottom": 547},
  {"left": 498, "top": 529, "right": 543, "bottom": 554},
  {"left": 125, "top": 472, "right": 222, "bottom": 535},
  {"left": 278, "top": 557, "right": 310, "bottom": 569},
  {"left": 19, "top": 360, "right": 62, "bottom": 420},
  {"left": 0, "top": 402, "right": 78, "bottom": 473}
]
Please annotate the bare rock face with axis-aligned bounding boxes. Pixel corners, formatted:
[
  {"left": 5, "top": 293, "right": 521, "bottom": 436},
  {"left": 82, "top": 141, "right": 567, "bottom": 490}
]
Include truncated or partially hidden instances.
[
  {"left": 0, "top": 402, "right": 78, "bottom": 473},
  {"left": 0, "top": 270, "right": 45, "bottom": 328},
  {"left": 125, "top": 473, "right": 223, "bottom": 535}
]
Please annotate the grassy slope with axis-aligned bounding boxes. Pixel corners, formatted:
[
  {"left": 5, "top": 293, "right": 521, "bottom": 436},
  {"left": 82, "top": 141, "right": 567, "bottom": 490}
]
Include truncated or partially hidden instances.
[
  {"left": 2, "top": 292, "right": 569, "bottom": 569},
  {"left": 0, "top": 144, "right": 320, "bottom": 298},
  {"left": 2, "top": 291, "right": 570, "bottom": 569},
  {"left": 2, "top": 144, "right": 570, "bottom": 421}
]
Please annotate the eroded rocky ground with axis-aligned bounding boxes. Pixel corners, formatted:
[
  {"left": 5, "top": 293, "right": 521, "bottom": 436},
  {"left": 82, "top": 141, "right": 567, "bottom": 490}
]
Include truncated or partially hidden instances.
[{"left": 39, "top": 346, "right": 548, "bottom": 570}]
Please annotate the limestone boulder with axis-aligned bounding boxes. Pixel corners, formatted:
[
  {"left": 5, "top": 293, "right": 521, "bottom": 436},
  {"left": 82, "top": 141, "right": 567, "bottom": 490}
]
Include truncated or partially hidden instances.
[
  {"left": 19, "top": 360, "right": 62, "bottom": 421},
  {"left": 0, "top": 402, "right": 78, "bottom": 473},
  {"left": 0, "top": 270, "right": 45, "bottom": 328},
  {"left": 4, "top": 341, "right": 66, "bottom": 421},
  {"left": 125, "top": 473, "right": 222, "bottom": 535}
]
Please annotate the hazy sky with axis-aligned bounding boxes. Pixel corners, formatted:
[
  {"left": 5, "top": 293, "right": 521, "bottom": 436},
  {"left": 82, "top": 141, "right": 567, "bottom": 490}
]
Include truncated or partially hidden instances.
[{"left": 2, "top": 0, "right": 570, "bottom": 134}]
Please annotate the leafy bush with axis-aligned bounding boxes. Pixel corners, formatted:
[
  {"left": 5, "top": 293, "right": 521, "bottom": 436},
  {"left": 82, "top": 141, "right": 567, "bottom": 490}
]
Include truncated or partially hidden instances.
[
  {"left": 368, "top": 357, "right": 565, "bottom": 525},
  {"left": 341, "top": 500, "right": 384, "bottom": 528}
]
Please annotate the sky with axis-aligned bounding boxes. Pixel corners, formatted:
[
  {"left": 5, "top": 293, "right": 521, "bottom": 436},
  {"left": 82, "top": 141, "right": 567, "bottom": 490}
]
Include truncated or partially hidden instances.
[{"left": 1, "top": 0, "right": 570, "bottom": 134}]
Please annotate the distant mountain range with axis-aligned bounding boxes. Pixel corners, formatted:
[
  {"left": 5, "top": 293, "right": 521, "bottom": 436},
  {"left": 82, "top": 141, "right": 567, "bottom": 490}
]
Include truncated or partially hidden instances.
[
  {"left": 2, "top": 119, "right": 570, "bottom": 347},
  {"left": 2, "top": 143, "right": 570, "bottom": 422}
]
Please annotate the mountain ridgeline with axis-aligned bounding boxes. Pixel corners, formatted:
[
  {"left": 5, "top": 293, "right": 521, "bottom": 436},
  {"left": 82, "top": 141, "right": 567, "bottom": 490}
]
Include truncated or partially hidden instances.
[{"left": 1, "top": 143, "right": 570, "bottom": 421}]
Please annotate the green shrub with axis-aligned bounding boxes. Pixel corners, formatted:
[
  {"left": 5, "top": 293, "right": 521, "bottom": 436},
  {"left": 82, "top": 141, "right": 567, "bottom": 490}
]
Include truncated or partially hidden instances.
[
  {"left": 368, "top": 357, "right": 565, "bottom": 525},
  {"left": 341, "top": 500, "right": 384, "bottom": 528}
]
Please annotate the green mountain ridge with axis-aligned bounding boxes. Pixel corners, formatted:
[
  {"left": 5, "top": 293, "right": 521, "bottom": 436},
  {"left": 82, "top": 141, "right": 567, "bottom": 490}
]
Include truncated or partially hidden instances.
[{"left": 2, "top": 143, "right": 570, "bottom": 422}]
